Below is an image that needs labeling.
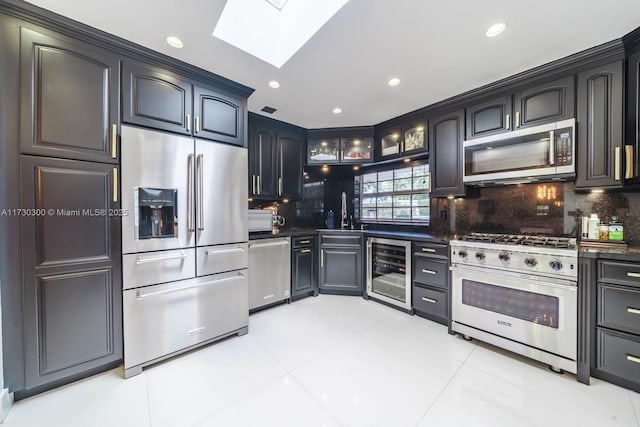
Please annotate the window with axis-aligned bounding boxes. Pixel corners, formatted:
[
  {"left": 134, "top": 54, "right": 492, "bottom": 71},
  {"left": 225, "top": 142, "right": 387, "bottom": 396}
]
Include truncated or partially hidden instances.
[{"left": 360, "top": 164, "right": 430, "bottom": 224}]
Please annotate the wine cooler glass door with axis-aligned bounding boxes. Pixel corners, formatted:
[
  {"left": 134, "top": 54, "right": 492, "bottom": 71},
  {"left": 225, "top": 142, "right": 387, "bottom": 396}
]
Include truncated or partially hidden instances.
[{"left": 367, "top": 238, "right": 411, "bottom": 309}]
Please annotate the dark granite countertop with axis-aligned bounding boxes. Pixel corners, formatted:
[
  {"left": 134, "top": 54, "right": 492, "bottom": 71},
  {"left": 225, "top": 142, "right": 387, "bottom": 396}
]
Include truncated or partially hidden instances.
[
  {"left": 249, "top": 228, "right": 319, "bottom": 240},
  {"left": 579, "top": 243, "right": 640, "bottom": 262},
  {"left": 250, "top": 228, "right": 451, "bottom": 244}
]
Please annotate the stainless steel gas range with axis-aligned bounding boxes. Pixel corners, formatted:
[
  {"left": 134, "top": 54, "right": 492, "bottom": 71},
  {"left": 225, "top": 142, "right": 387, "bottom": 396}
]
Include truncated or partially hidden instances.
[{"left": 450, "top": 233, "right": 578, "bottom": 374}]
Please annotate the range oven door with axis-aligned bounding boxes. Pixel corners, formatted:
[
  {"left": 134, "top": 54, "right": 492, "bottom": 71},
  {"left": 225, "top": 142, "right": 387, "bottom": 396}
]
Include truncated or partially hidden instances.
[{"left": 451, "top": 265, "right": 576, "bottom": 360}]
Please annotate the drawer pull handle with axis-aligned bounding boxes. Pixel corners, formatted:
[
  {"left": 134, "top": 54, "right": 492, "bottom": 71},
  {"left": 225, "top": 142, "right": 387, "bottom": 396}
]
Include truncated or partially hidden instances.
[
  {"left": 421, "top": 297, "right": 437, "bottom": 304},
  {"left": 627, "top": 354, "right": 640, "bottom": 364},
  {"left": 421, "top": 269, "right": 437, "bottom": 275},
  {"left": 136, "top": 252, "right": 187, "bottom": 264},
  {"left": 627, "top": 272, "right": 640, "bottom": 278},
  {"left": 300, "top": 249, "right": 311, "bottom": 254},
  {"left": 627, "top": 307, "right": 640, "bottom": 315},
  {"left": 421, "top": 248, "right": 436, "bottom": 253},
  {"left": 299, "top": 240, "right": 311, "bottom": 244},
  {"left": 206, "top": 247, "right": 245, "bottom": 255}
]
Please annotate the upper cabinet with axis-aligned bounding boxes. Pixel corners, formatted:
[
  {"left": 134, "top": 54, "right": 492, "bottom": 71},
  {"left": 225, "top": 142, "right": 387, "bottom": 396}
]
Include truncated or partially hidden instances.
[
  {"left": 249, "top": 115, "right": 304, "bottom": 200},
  {"left": 575, "top": 60, "right": 625, "bottom": 189},
  {"left": 465, "top": 94, "right": 512, "bottom": 139},
  {"left": 626, "top": 49, "right": 640, "bottom": 185},
  {"left": 429, "top": 109, "right": 465, "bottom": 197},
  {"left": 123, "top": 61, "right": 246, "bottom": 146},
  {"left": 307, "top": 127, "right": 374, "bottom": 164},
  {"left": 513, "top": 75, "right": 575, "bottom": 129},
  {"left": 19, "top": 27, "right": 120, "bottom": 163},
  {"left": 376, "top": 119, "right": 427, "bottom": 160}
]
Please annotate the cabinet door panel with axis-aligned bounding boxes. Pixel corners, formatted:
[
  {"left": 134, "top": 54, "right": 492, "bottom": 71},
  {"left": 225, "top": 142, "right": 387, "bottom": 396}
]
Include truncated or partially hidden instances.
[
  {"left": 514, "top": 76, "right": 575, "bottom": 128},
  {"left": 122, "top": 61, "right": 192, "bottom": 135},
  {"left": 21, "top": 156, "right": 122, "bottom": 389},
  {"left": 292, "top": 248, "right": 315, "bottom": 296},
  {"left": 250, "top": 126, "right": 277, "bottom": 198},
  {"left": 576, "top": 61, "right": 624, "bottom": 189},
  {"left": 466, "top": 95, "right": 512, "bottom": 139},
  {"left": 20, "top": 27, "right": 118, "bottom": 163},
  {"left": 626, "top": 50, "right": 640, "bottom": 184},
  {"left": 194, "top": 86, "right": 244, "bottom": 146},
  {"left": 278, "top": 130, "right": 303, "bottom": 199},
  {"left": 429, "top": 110, "right": 465, "bottom": 197},
  {"left": 320, "top": 247, "right": 362, "bottom": 292}
]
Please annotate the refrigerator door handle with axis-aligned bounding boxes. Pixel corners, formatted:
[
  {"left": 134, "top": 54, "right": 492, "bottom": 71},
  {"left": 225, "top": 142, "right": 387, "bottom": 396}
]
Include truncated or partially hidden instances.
[
  {"left": 187, "top": 154, "right": 195, "bottom": 232},
  {"left": 197, "top": 153, "right": 204, "bottom": 230}
]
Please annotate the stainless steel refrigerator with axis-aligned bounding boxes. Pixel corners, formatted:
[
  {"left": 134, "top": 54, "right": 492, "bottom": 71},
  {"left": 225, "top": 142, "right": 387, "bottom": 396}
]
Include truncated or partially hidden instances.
[{"left": 120, "top": 125, "right": 248, "bottom": 378}]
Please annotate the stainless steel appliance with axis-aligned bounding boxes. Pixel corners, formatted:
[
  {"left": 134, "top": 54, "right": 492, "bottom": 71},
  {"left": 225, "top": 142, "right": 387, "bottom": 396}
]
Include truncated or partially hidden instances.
[
  {"left": 463, "top": 119, "right": 575, "bottom": 185},
  {"left": 121, "top": 126, "right": 248, "bottom": 378},
  {"left": 450, "top": 233, "right": 578, "bottom": 373},
  {"left": 248, "top": 237, "right": 291, "bottom": 311},
  {"left": 366, "top": 238, "right": 412, "bottom": 311},
  {"left": 248, "top": 209, "right": 274, "bottom": 232}
]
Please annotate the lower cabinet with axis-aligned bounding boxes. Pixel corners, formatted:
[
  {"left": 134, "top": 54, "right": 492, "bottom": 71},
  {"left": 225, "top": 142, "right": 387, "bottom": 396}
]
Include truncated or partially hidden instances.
[
  {"left": 319, "top": 232, "right": 363, "bottom": 295},
  {"left": 412, "top": 241, "right": 449, "bottom": 326},
  {"left": 20, "top": 155, "right": 122, "bottom": 391},
  {"left": 291, "top": 236, "right": 318, "bottom": 300},
  {"left": 591, "top": 259, "right": 640, "bottom": 392}
]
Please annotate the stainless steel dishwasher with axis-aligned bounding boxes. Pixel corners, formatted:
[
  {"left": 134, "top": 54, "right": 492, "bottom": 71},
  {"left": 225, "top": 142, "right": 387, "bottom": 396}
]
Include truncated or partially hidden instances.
[{"left": 248, "top": 237, "right": 291, "bottom": 311}]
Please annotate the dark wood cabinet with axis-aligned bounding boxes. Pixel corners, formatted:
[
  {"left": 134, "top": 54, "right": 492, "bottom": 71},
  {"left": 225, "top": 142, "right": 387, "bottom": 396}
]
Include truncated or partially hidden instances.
[
  {"left": 429, "top": 109, "right": 465, "bottom": 197},
  {"left": 249, "top": 114, "right": 304, "bottom": 200},
  {"left": 123, "top": 63, "right": 246, "bottom": 146},
  {"left": 625, "top": 49, "right": 640, "bottom": 184},
  {"left": 319, "top": 233, "right": 363, "bottom": 295},
  {"left": 465, "top": 94, "right": 512, "bottom": 139},
  {"left": 193, "top": 84, "right": 245, "bottom": 146},
  {"left": 376, "top": 119, "right": 427, "bottom": 161},
  {"left": 122, "top": 61, "right": 192, "bottom": 136},
  {"left": 575, "top": 61, "right": 624, "bottom": 189},
  {"left": 412, "top": 241, "right": 449, "bottom": 326},
  {"left": 291, "top": 236, "right": 318, "bottom": 300},
  {"left": 514, "top": 75, "right": 575, "bottom": 129},
  {"left": 19, "top": 27, "right": 119, "bottom": 163},
  {"left": 20, "top": 156, "right": 122, "bottom": 390}
]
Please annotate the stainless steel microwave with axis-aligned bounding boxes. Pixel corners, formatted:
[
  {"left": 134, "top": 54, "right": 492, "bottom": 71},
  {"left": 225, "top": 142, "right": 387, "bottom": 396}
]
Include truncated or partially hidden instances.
[{"left": 463, "top": 118, "right": 575, "bottom": 185}]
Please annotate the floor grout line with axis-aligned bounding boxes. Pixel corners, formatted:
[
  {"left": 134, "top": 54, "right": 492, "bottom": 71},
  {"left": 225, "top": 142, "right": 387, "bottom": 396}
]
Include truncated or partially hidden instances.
[
  {"left": 141, "top": 372, "right": 154, "bottom": 427},
  {"left": 629, "top": 390, "right": 640, "bottom": 427}
]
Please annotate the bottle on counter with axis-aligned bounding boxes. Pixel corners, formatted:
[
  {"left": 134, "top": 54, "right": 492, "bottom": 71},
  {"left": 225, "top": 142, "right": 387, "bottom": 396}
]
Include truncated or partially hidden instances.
[
  {"left": 599, "top": 223, "right": 610, "bottom": 240},
  {"left": 587, "top": 213, "right": 600, "bottom": 240},
  {"left": 609, "top": 216, "right": 624, "bottom": 241}
]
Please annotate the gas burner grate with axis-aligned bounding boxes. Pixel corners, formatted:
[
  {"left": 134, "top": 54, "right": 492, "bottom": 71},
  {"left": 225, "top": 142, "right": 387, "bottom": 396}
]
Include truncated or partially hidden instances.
[{"left": 460, "top": 233, "right": 575, "bottom": 248}]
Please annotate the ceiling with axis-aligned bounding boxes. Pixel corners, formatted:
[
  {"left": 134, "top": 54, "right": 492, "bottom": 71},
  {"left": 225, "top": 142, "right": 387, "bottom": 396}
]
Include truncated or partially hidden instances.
[{"left": 25, "top": 0, "right": 640, "bottom": 129}]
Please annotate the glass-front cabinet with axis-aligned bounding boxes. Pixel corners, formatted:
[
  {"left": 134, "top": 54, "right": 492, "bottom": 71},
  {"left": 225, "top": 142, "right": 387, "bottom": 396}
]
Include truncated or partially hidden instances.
[
  {"left": 307, "top": 127, "right": 374, "bottom": 165},
  {"left": 377, "top": 119, "right": 428, "bottom": 160}
]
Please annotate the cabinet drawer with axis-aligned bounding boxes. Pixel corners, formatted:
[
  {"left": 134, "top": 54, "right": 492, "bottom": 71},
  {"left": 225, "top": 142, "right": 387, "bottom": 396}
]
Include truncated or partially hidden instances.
[
  {"left": 320, "top": 234, "right": 362, "bottom": 246},
  {"left": 123, "top": 249, "right": 196, "bottom": 290},
  {"left": 413, "top": 241, "right": 448, "bottom": 259},
  {"left": 597, "top": 328, "right": 640, "bottom": 383},
  {"left": 414, "top": 258, "right": 447, "bottom": 289},
  {"left": 293, "top": 236, "right": 316, "bottom": 248},
  {"left": 599, "top": 261, "right": 640, "bottom": 287},
  {"left": 413, "top": 285, "right": 447, "bottom": 319},
  {"left": 197, "top": 243, "right": 248, "bottom": 276},
  {"left": 598, "top": 284, "right": 640, "bottom": 335}
]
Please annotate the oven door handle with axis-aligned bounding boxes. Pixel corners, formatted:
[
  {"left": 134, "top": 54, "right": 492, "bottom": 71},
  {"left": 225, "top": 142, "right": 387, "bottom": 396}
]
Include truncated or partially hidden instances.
[{"left": 450, "top": 264, "right": 577, "bottom": 290}]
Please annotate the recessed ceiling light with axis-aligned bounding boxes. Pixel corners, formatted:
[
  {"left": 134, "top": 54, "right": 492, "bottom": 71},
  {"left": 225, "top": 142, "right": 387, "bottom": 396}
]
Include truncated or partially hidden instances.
[
  {"left": 333, "top": 107, "right": 342, "bottom": 114},
  {"left": 166, "top": 36, "right": 184, "bottom": 48},
  {"left": 388, "top": 78, "right": 401, "bottom": 87},
  {"left": 352, "top": 166, "right": 360, "bottom": 171},
  {"left": 268, "top": 80, "right": 280, "bottom": 88},
  {"left": 485, "top": 22, "right": 508, "bottom": 37}
]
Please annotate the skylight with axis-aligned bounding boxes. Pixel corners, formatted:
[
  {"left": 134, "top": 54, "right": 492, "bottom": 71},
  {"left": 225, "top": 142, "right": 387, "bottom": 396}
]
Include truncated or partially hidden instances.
[{"left": 212, "top": 0, "right": 349, "bottom": 68}]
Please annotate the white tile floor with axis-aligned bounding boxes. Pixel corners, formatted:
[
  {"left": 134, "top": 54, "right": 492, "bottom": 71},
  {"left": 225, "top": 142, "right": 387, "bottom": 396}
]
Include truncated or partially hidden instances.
[{"left": 3, "top": 295, "right": 640, "bottom": 427}]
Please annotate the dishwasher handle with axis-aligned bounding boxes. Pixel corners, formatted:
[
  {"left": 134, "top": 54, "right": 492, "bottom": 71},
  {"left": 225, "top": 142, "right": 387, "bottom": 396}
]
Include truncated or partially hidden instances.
[{"left": 249, "top": 240, "right": 290, "bottom": 249}]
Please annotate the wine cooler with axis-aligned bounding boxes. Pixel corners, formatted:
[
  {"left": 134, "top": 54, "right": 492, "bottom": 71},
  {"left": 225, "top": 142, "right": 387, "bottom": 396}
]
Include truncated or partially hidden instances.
[{"left": 366, "top": 237, "right": 412, "bottom": 310}]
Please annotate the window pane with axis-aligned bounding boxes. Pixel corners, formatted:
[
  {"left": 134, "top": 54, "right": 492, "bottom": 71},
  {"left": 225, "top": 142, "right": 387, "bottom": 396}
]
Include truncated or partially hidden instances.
[
  {"left": 378, "top": 170, "right": 393, "bottom": 181},
  {"left": 413, "top": 164, "right": 428, "bottom": 177},
  {"left": 362, "top": 197, "right": 376, "bottom": 207},
  {"left": 379, "top": 180, "right": 394, "bottom": 192},
  {"left": 378, "top": 208, "right": 393, "bottom": 219},
  {"left": 394, "top": 167, "right": 412, "bottom": 179},
  {"left": 393, "top": 195, "right": 411, "bottom": 207},
  {"left": 362, "top": 172, "right": 377, "bottom": 183},
  {"left": 363, "top": 182, "right": 378, "bottom": 194},
  {"left": 412, "top": 176, "right": 428, "bottom": 190},
  {"left": 412, "top": 193, "right": 430, "bottom": 206},
  {"left": 394, "top": 178, "right": 412, "bottom": 191},
  {"left": 363, "top": 208, "right": 377, "bottom": 219},
  {"left": 412, "top": 207, "right": 430, "bottom": 220},
  {"left": 393, "top": 208, "right": 411, "bottom": 219},
  {"left": 377, "top": 196, "right": 392, "bottom": 207}
]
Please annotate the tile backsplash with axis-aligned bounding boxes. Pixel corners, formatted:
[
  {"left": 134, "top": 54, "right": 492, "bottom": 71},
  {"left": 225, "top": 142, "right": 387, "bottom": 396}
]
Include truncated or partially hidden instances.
[{"left": 430, "top": 183, "right": 640, "bottom": 244}]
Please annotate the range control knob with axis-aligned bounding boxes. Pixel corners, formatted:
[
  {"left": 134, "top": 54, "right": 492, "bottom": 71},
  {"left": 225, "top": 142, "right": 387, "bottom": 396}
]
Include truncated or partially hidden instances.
[
  {"left": 524, "top": 257, "right": 538, "bottom": 268},
  {"left": 475, "top": 252, "right": 486, "bottom": 261},
  {"left": 498, "top": 252, "right": 510, "bottom": 262},
  {"left": 550, "top": 260, "right": 563, "bottom": 271},
  {"left": 458, "top": 249, "right": 468, "bottom": 259}
]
